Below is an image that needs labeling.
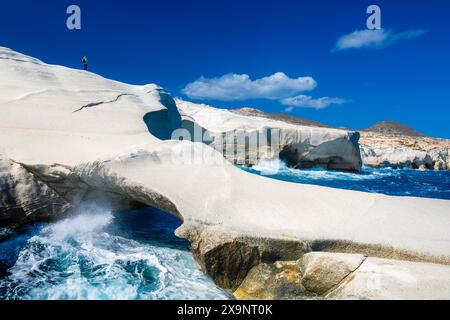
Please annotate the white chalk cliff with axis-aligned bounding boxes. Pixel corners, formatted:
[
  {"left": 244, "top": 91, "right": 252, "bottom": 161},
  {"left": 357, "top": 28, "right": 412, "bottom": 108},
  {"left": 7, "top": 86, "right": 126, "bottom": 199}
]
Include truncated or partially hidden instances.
[
  {"left": 176, "top": 99, "right": 362, "bottom": 172},
  {"left": 360, "top": 132, "right": 450, "bottom": 170},
  {"left": 1, "top": 47, "right": 450, "bottom": 299}
]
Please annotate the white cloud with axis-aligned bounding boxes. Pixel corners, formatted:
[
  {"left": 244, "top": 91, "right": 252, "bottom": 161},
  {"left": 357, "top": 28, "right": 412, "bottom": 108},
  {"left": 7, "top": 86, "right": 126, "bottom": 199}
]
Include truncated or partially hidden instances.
[
  {"left": 281, "top": 95, "right": 347, "bottom": 110},
  {"left": 333, "top": 28, "right": 427, "bottom": 51},
  {"left": 284, "top": 106, "right": 295, "bottom": 112},
  {"left": 182, "top": 72, "right": 317, "bottom": 100}
]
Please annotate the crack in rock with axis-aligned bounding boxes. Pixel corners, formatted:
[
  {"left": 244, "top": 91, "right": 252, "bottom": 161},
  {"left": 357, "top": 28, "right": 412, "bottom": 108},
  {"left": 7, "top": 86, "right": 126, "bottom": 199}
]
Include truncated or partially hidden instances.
[
  {"left": 324, "top": 256, "right": 368, "bottom": 297},
  {"left": 0, "top": 56, "right": 43, "bottom": 66},
  {"left": 72, "top": 93, "right": 135, "bottom": 113}
]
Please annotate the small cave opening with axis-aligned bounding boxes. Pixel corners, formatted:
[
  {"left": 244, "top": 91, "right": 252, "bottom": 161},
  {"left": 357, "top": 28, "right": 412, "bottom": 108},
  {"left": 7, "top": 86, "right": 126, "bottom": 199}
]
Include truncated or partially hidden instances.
[{"left": 109, "top": 206, "right": 189, "bottom": 251}]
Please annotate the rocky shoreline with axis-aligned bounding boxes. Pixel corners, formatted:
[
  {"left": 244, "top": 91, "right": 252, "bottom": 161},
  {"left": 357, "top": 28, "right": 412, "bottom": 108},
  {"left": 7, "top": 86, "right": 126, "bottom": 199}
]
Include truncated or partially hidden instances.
[
  {"left": 213, "top": 104, "right": 450, "bottom": 171},
  {"left": 1, "top": 47, "right": 450, "bottom": 300},
  {"left": 3, "top": 150, "right": 450, "bottom": 299},
  {"left": 176, "top": 99, "right": 363, "bottom": 173},
  {"left": 360, "top": 132, "right": 450, "bottom": 170}
]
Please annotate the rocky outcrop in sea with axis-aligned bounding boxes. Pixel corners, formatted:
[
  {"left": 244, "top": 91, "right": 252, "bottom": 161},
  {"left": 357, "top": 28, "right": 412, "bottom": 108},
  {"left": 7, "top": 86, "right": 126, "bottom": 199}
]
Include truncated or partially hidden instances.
[
  {"left": 176, "top": 99, "right": 363, "bottom": 173},
  {"left": 360, "top": 132, "right": 450, "bottom": 170},
  {"left": 191, "top": 103, "right": 450, "bottom": 171}
]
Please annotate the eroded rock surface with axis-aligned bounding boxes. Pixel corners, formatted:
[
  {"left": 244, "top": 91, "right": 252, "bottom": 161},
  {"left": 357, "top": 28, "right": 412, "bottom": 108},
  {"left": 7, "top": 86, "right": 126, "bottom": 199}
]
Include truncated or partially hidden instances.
[
  {"left": 325, "top": 254, "right": 450, "bottom": 300},
  {"left": 300, "top": 252, "right": 366, "bottom": 295},
  {"left": 230, "top": 107, "right": 331, "bottom": 128},
  {"left": 234, "top": 261, "right": 304, "bottom": 300},
  {"left": 0, "top": 154, "right": 75, "bottom": 226},
  {"left": 1, "top": 47, "right": 450, "bottom": 300},
  {"left": 360, "top": 132, "right": 450, "bottom": 170},
  {"left": 235, "top": 252, "right": 450, "bottom": 300},
  {"left": 176, "top": 99, "right": 362, "bottom": 172}
]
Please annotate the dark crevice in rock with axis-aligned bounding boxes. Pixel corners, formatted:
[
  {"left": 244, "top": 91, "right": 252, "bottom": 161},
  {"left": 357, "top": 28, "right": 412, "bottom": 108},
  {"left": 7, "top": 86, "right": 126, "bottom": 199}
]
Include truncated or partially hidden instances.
[
  {"left": 72, "top": 93, "right": 135, "bottom": 113},
  {"left": 323, "top": 256, "right": 368, "bottom": 297},
  {"left": 201, "top": 241, "right": 260, "bottom": 291}
]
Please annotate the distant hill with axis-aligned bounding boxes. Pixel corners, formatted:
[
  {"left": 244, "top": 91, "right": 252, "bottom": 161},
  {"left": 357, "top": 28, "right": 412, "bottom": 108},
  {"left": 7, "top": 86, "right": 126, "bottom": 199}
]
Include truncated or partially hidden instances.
[
  {"left": 230, "top": 107, "right": 331, "bottom": 128},
  {"left": 362, "top": 121, "right": 427, "bottom": 137},
  {"left": 230, "top": 108, "right": 429, "bottom": 138}
]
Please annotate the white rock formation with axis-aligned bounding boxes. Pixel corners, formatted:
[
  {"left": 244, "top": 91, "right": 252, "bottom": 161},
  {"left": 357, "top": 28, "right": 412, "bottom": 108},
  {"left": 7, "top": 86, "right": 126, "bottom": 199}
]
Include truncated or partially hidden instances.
[
  {"left": 1, "top": 47, "right": 450, "bottom": 299},
  {"left": 71, "top": 147, "right": 450, "bottom": 262},
  {"left": 176, "top": 99, "right": 362, "bottom": 172},
  {"left": 0, "top": 47, "right": 180, "bottom": 165},
  {"left": 360, "top": 132, "right": 450, "bottom": 170},
  {"left": 0, "top": 154, "right": 73, "bottom": 224},
  {"left": 315, "top": 252, "right": 450, "bottom": 300}
]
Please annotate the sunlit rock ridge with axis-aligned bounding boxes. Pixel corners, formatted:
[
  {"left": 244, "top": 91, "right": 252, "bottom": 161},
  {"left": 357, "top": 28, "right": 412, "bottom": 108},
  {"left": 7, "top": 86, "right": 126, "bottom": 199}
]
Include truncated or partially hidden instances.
[
  {"left": 1, "top": 47, "right": 450, "bottom": 299},
  {"left": 176, "top": 99, "right": 362, "bottom": 173}
]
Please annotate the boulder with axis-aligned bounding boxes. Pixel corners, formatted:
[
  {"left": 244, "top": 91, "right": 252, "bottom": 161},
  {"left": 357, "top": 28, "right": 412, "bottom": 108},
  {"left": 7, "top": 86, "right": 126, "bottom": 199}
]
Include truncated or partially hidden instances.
[
  {"left": 234, "top": 261, "right": 304, "bottom": 300},
  {"left": 235, "top": 252, "right": 450, "bottom": 300},
  {"left": 300, "top": 252, "right": 366, "bottom": 295}
]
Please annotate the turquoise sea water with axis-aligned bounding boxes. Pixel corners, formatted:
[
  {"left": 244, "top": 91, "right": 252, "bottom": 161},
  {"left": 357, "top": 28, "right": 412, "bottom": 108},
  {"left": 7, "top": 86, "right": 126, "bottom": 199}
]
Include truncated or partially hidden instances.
[
  {"left": 0, "top": 207, "right": 230, "bottom": 300},
  {"left": 1, "top": 164, "right": 449, "bottom": 300}
]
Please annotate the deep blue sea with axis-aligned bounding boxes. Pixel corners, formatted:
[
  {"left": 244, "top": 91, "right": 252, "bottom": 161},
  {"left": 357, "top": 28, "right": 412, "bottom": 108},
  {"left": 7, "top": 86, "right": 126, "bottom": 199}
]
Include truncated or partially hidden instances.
[
  {"left": 0, "top": 206, "right": 230, "bottom": 300},
  {"left": 1, "top": 163, "right": 449, "bottom": 300},
  {"left": 240, "top": 160, "right": 450, "bottom": 200}
]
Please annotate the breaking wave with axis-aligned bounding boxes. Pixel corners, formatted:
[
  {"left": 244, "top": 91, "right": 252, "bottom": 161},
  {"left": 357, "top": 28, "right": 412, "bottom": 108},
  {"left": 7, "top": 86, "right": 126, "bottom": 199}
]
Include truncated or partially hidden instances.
[
  {"left": 0, "top": 206, "right": 230, "bottom": 300},
  {"left": 2, "top": 160, "right": 449, "bottom": 301}
]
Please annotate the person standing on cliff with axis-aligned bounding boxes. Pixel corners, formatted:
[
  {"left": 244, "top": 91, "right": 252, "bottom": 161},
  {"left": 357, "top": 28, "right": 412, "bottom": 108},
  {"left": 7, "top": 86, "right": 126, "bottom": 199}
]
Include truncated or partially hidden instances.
[{"left": 81, "top": 56, "right": 88, "bottom": 71}]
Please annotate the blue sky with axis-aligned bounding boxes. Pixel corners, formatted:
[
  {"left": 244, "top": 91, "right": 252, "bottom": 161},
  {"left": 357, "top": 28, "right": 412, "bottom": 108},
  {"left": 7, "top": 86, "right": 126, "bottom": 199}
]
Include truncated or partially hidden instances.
[{"left": 1, "top": 0, "right": 449, "bottom": 138}]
